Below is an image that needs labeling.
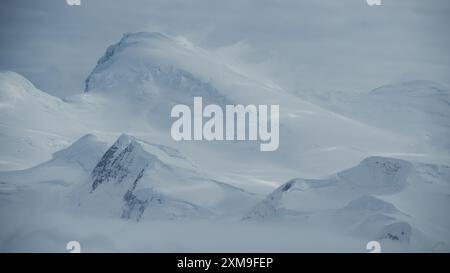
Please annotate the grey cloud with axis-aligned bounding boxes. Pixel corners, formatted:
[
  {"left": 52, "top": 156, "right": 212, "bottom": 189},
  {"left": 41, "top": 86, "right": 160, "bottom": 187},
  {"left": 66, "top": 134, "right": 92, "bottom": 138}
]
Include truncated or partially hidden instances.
[{"left": 0, "top": 0, "right": 449, "bottom": 97}]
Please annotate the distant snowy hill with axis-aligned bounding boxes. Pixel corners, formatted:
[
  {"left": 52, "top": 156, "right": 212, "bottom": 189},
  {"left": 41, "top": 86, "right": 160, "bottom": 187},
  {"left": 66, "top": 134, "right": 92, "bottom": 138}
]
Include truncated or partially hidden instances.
[
  {"left": 0, "top": 134, "right": 108, "bottom": 213},
  {"left": 299, "top": 80, "right": 450, "bottom": 159},
  {"left": 244, "top": 156, "right": 450, "bottom": 248},
  {"left": 0, "top": 72, "right": 85, "bottom": 170}
]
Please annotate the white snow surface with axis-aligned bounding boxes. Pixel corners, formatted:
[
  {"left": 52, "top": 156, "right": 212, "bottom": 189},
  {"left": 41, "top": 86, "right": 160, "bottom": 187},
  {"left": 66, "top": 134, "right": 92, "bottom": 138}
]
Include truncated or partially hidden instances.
[{"left": 0, "top": 32, "right": 449, "bottom": 252}]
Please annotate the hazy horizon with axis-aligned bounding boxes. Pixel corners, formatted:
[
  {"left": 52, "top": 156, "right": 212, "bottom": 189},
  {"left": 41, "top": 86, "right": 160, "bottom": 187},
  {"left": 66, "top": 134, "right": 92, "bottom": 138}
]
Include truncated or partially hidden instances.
[{"left": 1, "top": 0, "right": 449, "bottom": 98}]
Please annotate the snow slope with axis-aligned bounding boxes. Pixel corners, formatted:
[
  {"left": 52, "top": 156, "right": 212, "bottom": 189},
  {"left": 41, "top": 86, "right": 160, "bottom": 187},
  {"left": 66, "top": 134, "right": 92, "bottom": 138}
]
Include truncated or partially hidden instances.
[
  {"left": 0, "top": 72, "right": 86, "bottom": 170},
  {"left": 79, "top": 32, "right": 414, "bottom": 177},
  {"left": 299, "top": 80, "right": 450, "bottom": 162},
  {"left": 0, "top": 33, "right": 422, "bottom": 177},
  {"left": 0, "top": 32, "right": 449, "bottom": 252},
  {"left": 75, "top": 134, "right": 260, "bottom": 220},
  {"left": 0, "top": 134, "right": 108, "bottom": 213},
  {"left": 244, "top": 156, "right": 450, "bottom": 249}
]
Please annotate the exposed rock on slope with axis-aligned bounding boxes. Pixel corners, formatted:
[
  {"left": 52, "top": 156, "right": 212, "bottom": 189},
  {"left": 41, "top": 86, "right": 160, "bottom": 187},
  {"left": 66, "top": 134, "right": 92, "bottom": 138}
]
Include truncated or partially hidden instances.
[{"left": 81, "top": 134, "right": 259, "bottom": 221}]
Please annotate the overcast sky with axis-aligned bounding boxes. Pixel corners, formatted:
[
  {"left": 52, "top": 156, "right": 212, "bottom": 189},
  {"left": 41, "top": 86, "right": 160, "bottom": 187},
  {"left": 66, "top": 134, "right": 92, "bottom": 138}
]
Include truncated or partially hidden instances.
[{"left": 0, "top": 0, "right": 449, "bottom": 97}]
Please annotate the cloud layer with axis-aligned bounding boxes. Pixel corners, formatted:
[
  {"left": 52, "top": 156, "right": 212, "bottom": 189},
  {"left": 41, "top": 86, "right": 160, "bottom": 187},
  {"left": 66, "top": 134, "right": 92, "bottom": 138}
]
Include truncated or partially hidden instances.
[{"left": 0, "top": 0, "right": 449, "bottom": 97}]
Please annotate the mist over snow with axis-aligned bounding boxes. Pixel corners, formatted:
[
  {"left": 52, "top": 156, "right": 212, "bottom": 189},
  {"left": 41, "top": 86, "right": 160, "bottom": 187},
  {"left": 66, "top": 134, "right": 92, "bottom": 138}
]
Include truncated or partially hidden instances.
[
  {"left": 0, "top": 0, "right": 449, "bottom": 97},
  {"left": 0, "top": 1, "right": 449, "bottom": 252}
]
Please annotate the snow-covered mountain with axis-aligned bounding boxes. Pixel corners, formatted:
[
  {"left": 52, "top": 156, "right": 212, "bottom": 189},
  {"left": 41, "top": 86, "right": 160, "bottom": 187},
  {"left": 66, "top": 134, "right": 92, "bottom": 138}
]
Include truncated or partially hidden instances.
[
  {"left": 299, "top": 80, "right": 450, "bottom": 159},
  {"left": 80, "top": 32, "right": 417, "bottom": 176},
  {"left": 0, "top": 32, "right": 449, "bottom": 252},
  {"left": 0, "top": 134, "right": 108, "bottom": 216},
  {"left": 244, "top": 156, "right": 450, "bottom": 248},
  {"left": 0, "top": 72, "right": 85, "bottom": 170},
  {"left": 1, "top": 32, "right": 416, "bottom": 174},
  {"left": 75, "top": 133, "right": 260, "bottom": 220}
]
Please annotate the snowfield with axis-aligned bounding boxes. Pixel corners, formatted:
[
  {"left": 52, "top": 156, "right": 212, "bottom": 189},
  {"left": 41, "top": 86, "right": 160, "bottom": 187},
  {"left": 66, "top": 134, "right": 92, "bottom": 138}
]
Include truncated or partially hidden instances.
[{"left": 0, "top": 32, "right": 449, "bottom": 252}]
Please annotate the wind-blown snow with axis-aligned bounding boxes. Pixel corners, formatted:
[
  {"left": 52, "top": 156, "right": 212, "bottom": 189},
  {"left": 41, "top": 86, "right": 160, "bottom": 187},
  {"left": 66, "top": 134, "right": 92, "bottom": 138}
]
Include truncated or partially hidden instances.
[{"left": 0, "top": 32, "right": 449, "bottom": 252}]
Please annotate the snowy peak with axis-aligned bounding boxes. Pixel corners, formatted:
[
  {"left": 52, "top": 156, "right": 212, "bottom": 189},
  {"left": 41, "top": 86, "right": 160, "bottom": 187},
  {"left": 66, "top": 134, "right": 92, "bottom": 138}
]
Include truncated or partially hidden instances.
[
  {"left": 85, "top": 32, "right": 171, "bottom": 91},
  {"left": 78, "top": 133, "right": 258, "bottom": 221},
  {"left": 53, "top": 134, "right": 104, "bottom": 159},
  {"left": 0, "top": 71, "right": 62, "bottom": 107},
  {"left": 90, "top": 134, "right": 161, "bottom": 192},
  {"left": 244, "top": 156, "right": 415, "bottom": 221},
  {"left": 84, "top": 32, "right": 214, "bottom": 93},
  {"left": 84, "top": 31, "right": 231, "bottom": 119},
  {"left": 338, "top": 156, "right": 413, "bottom": 194},
  {"left": 95, "top": 32, "right": 171, "bottom": 68},
  {"left": 243, "top": 157, "right": 419, "bottom": 243},
  {"left": 0, "top": 71, "right": 37, "bottom": 101},
  {"left": 51, "top": 134, "right": 108, "bottom": 171},
  {"left": 0, "top": 72, "right": 84, "bottom": 170}
]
